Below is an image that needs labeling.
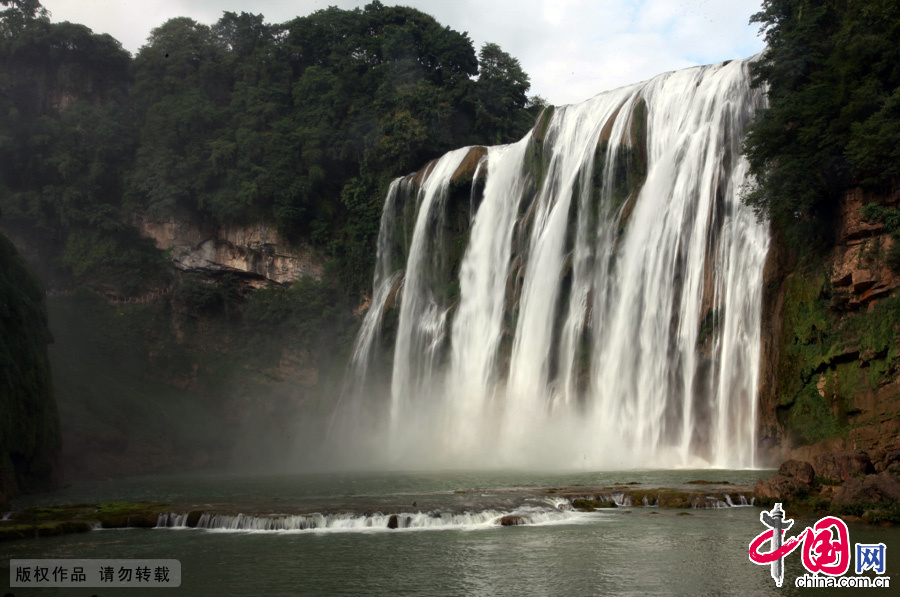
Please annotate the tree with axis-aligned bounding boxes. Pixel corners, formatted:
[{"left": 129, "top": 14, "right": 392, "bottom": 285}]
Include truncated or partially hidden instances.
[
  {"left": 742, "top": 0, "right": 900, "bottom": 246},
  {"left": 0, "top": 0, "right": 48, "bottom": 38},
  {"left": 473, "top": 42, "right": 533, "bottom": 144}
]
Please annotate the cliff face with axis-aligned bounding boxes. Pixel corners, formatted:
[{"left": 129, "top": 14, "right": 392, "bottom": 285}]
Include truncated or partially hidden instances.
[
  {"left": 759, "top": 186, "right": 900, "bottom": 465},
  {"left": 0, "top": 232, "right": 63, "bottom": 501},
  {"left": 134, "top": 216, "right": 323, "bottom": 287}
]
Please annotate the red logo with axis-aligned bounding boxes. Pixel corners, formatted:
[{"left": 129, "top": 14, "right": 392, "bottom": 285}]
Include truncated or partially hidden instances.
[{"left": 749, "top": 503, "right": 852, "bottom": 586}]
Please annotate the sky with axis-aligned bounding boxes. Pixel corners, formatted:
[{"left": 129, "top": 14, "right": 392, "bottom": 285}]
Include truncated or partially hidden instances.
[{"left": 42, "top": 0, "right": 766, "bottom": 106}]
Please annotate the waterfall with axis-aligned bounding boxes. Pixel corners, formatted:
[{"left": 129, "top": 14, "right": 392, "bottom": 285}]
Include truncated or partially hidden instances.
[{"left": 334, "top": 57, "right": 768, "bottom": 470}]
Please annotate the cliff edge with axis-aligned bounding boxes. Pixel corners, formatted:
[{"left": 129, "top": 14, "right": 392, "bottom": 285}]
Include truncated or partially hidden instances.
[{"left": 0, "top": 232, "right": 63, "bottom": 504}]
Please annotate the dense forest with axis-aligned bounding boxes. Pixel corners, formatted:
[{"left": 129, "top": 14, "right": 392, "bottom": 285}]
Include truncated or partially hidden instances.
[
  {"left": 744, "top": 0, "right": 900, "bottom": 252},
  {"left": 0, "top": 0, "right": 542, "bottom": 484},
  {"left": 2, "top": 0, "right": 900, "bottom": 491},
  {"left": 0, "top": 0, "right": 541, "bottom": 296}
]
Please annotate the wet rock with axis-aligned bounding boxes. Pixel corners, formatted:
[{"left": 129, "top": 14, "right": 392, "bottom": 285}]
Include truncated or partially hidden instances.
[
  {"left": 134, "top": 216, "right": 323, "bottom": 286},
  {"left": 811, "top": 450, "right": 873, "bottom": 484},
  {"left": 499, "top": 515, "right": 525, "bottom": 526},
  {"left": 753, "top": 469, "right": 817, "bottom": 501},
  {"left": 571, "top": 498, "right": 616, "bottom": 511},
  {"left": 450, "top": 146, "right": 488, "bottom": 186},
  {"left": 656, "top": 491, "right": 691, "bottom": 509},
  {"left": 387, "top": 514, "right": 399, "bottom": 529}
]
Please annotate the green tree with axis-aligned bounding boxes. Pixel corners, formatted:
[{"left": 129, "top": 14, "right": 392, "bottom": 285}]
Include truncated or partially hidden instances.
[
  {"left": 742, "top": 0, "right": 900, "bottom": 246},
  {"left": 473, "top": 42, "right": 534, "bottom": 144}
]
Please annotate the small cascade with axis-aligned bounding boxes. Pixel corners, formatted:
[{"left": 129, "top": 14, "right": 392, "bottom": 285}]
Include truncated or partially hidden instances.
[
  {"left": 152, "top": 507, "right": 580, "bottom": 533},
  {"left": 156, "top": 512, "right": 191, "bottom": 528}
]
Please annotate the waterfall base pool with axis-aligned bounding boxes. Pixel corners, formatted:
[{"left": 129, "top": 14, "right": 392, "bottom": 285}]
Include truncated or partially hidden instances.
[{"left": 3, "top": 470, "right": 898, "bottom": 596}]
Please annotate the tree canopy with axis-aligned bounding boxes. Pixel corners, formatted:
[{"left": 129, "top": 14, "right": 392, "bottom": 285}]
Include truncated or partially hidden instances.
[
  {"left": 742, "top": 0, "right": 900, "bottom": 244},
  {"left": 0, "top": 1, "right": 538, "bottom": 293}
]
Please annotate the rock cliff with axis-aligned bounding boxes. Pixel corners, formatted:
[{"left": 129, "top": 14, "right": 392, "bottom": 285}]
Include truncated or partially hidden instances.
[
  {"left": 759, "top": 185, "right": 900, "bottom": 465},
  {"left": 134, "top": 216, "right": 323, "bottom": 287}
]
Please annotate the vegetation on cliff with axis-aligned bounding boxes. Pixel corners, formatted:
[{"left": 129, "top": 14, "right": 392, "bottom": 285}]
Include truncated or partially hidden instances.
[
  {"left": 0, "top": 1, "right": 545, "bottom": 479},
  {"left": 0, "top": 0, "right": 541, "bottom": 294},
  {"left": 746, "top": 1, "right": 900, "bottom": 455},
  {"left": 0, "top": 231, "right": 62, "bottom": 500},
  {"left": 743, "top": 0, "right": 900, "bottom": 246}
]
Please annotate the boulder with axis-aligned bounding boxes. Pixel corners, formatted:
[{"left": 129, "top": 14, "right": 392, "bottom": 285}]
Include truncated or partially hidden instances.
[
  {"left": 754, "top": 475, "right": 811, "bottom": 501},
  {"left": 881, "top": 450, "right": 900, "bottom": 473},
  {"left": 499, "top": 515, "right": 525, "bottom": 526},
  {"left": 832, "top": 472, "right": 900, "bottom": 508},
  {"left": 811, "top": 450, "right": 873, "bottom": 484},
  {"left": 778, "top": 460, "right": 816, "bottom": 485},
  {"left": 754, "top": 460, "right": 820, "bottom": 500}
]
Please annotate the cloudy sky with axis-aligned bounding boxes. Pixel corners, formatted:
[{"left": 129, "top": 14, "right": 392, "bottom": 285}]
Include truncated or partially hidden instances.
[{"left": 43, "top": 0, "right": 766, "bottom": 106}]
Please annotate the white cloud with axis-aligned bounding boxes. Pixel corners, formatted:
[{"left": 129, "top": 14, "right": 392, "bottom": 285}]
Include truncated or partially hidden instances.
[{"left": 41, "top": 0, "right": 765, "bottom": 105}]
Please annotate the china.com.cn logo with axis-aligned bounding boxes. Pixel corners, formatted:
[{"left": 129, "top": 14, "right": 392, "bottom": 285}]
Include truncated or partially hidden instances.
[{"left": 748, "top": 503, "right": 890, "bottom": 589}]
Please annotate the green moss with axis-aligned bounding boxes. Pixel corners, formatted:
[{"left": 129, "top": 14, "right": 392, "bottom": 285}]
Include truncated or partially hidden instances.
[
  {"left": 15, "top": 506, "right": 79, "bottom": 523},
  {"left": 776, "top": 256, "right": 900, "bottom": 446},
  {"left": 697, "top": 308, "right": 723, "bottom": 346},
  {"left": 831, "top": 500, "right": 900, "bottom": 524},
  {"left": 656, "top": 490, "right": 692, "bottom": 509},
  {"left": 572, "top": 498, "right": 616, "bottom": 511},
  {"left": 0, "top": 522, "right": 86, "bottom": 542},
  {"left": 532, "top": 105, "right": 555, "bottom": 143},
  {"left": 790, "top": 385, "right": 842, "bottom": 443}
]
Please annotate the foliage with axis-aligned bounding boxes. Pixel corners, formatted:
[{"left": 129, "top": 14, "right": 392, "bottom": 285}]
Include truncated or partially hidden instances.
[
  {"left": 243, "top": 277, "right": 358, "bottom": 352},
  {"left": 473, "top": 42, "right": 535, "bottom": 144},
  {"left": 0, "top": 1, "right": 539, "bottom": 294},
  {"left": 173, "top": 273, "right": 241, "bottom": 317},
  {"left": 742, "top": 0, "right": 900, "bottom": 245}
]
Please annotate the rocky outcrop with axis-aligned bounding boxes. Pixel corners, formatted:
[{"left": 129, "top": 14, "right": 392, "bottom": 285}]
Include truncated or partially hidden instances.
[
  {"left": 754, "top": 450, "right": 900, "bottom": 523},
  {"left": 135, "top": 216, "right": 323, "bottom": 286},
  {"left": 757, "top": 185, "right": 900, "bottom": 464},
  {"left": 0, "top": 233, "right": 64, "bottom": 498},
  {"left": 829, "top": 188, "right": 900, "bottom": 310},
  {"left": 753, "top": 460, "right": 818, "bottom": 500},
  {"left": 831, "top": 471, "right": 900, "bottom": 509},
  {"left": 811, "top": 450, "right": 874, "bottom": 484}
]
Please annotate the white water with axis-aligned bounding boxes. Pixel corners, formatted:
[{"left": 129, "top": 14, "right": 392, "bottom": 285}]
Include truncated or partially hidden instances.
[
  {"left": 335, "top": 57, "right": 768, "bottom": 470},
  {"left": 155, "top": 507, "right": 585, "bottom": 533}
]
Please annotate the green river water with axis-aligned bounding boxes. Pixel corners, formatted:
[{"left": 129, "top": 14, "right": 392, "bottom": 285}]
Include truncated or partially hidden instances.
[{"left": 3, "top": 470, "right": 898, "bottom": 596}]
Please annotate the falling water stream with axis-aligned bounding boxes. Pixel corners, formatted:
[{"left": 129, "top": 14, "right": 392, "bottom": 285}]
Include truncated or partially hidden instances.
[{"left": 335, "top": 57, "right": 768, "bottom": 470}]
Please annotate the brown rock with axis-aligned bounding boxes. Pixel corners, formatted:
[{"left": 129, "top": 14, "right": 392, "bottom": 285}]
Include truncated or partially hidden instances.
[
  {"left": 450, "top": 146, "right": 487, "bottom": 185},
  {"left": 499, "top": 515, "right": 525, "bottom": 526},
  {"left": 883, "top": 450, "right": 900, "bottom": 473},
  {"left": 870, "top": 471, "right": 900, "bottom": 503},
  {"left": 387, "top": 514, "right": 399, "bottom": 529},
  {"left": 832, "top": 472, "right": 900, "bottom": 508},
  {"left": 134, "top": 215, "right": 323, "bottom": 285},
  {"left": 778, "top": 460, "right": 816, "bottom": 485},
  {"left": 754, "top": 474, "right": 813, "bottom": 501},
  {"left": 811, "top": 450, "right": 873, "bottom": 484}
]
